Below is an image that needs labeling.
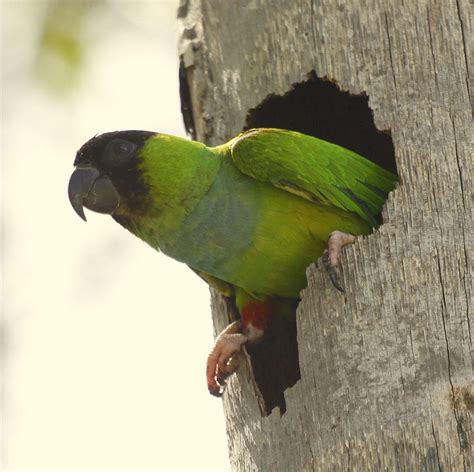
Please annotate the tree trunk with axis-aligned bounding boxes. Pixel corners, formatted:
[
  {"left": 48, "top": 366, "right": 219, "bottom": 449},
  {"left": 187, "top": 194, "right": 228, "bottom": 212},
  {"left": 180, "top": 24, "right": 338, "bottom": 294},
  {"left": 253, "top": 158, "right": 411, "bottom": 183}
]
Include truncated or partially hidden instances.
[{"left": 178, "top": 0, "right": 472, "bottom": 470}]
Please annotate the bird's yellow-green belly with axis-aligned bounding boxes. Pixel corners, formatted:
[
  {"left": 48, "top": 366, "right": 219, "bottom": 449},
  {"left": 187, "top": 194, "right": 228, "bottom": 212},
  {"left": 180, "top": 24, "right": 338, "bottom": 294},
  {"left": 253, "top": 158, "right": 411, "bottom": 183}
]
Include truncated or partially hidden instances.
[{"left": 229, "top": 187, "right": 369, "bottom": 298}]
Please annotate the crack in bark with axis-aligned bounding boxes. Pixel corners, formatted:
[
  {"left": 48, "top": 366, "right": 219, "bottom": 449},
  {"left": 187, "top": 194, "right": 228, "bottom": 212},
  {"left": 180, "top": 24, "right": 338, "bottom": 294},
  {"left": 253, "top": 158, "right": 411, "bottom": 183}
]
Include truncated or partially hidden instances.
[
  {"left": 408, "top": 327, "right": 416, "bottom": 361},
  {"left": 458, "top": 263, "right": 472, "bottom": 347},
  {"left": 308, "top": 445, "right": 316, "bottom": 472},
  {"left": 310, "top": 0, "right": 317, "bottom": 50},
  {"left": 431, "top": 419, "right": 442, "bottom": 472},
  {"left": 384, "top": 12, "right": 398, "bottom": 100},
  {"left": 426, "top": 8, "right": 440, "bottom": 94},
  {"left": 455, "top": 0, "right": 472, "bottom": 102},
  {"left": 344, "top": 439, "right": 351, "bottom": 472},
  {"left": 448, "top": 113, "right": 472, "bottom": 346},
  {"left": 448, "top": 113, "right": 467, "bottom": 212},
  {"left": 435, "top": 248, "right": 468, "bottom": 471}
]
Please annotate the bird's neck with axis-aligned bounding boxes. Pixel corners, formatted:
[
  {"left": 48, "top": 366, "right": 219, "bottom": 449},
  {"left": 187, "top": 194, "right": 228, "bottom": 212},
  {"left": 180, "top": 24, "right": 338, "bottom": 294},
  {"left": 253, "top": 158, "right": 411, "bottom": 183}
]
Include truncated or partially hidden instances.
[{"left": 114, "top": 134, "right": 222, "bottom": 242}]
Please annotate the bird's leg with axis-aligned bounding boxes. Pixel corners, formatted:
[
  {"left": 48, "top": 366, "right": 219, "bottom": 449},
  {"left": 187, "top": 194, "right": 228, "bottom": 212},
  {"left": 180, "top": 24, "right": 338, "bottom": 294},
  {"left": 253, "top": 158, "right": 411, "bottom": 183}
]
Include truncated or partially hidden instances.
[
  {"left": 206, "top": 300, "right": 272, "bottom": 396},
  {"left": 323, "top": 230, "right": 356, "bottom": 293}
]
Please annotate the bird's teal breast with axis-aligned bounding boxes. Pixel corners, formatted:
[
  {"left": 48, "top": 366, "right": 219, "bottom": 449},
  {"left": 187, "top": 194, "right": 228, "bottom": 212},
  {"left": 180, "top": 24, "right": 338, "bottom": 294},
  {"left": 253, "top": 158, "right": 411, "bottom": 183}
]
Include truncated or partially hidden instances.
[{"left": 157, "top": 160, "right": 260, "bottom": 279}]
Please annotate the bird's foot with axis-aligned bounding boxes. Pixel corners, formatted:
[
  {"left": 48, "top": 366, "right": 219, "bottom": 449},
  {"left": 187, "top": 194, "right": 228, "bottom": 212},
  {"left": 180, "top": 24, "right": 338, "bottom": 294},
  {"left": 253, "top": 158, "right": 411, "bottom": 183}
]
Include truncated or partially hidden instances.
[
  {"left": 323, "top": 231, "right": 356, "bottom": 293},
  {"left": 206, "top": 320, "right": 247, "bottom": 397}
]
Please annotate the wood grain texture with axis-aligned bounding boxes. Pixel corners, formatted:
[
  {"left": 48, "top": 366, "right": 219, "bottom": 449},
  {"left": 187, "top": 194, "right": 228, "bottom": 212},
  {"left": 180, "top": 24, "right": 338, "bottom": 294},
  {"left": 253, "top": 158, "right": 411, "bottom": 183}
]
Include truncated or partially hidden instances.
[{"left": 178, "top": 0, "right": 472, "bottom": 470}]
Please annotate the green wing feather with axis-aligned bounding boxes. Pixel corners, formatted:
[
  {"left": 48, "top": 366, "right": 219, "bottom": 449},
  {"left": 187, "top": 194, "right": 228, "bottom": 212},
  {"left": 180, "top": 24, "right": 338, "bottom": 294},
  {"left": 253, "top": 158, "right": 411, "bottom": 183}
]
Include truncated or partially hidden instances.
[
  {"left": 228, "top": 128, "right": 397, "bottom": 226},
  {"left": 190, "top": 268, "right": 235, "bottom": 297}
]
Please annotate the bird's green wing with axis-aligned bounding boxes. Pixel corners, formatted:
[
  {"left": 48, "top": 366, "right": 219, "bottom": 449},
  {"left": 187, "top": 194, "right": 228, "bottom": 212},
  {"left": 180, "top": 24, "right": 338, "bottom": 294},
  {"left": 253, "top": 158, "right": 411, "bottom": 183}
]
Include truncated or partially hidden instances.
[{"left": 228, "top": 128, "right": 397, "bottom": 226}]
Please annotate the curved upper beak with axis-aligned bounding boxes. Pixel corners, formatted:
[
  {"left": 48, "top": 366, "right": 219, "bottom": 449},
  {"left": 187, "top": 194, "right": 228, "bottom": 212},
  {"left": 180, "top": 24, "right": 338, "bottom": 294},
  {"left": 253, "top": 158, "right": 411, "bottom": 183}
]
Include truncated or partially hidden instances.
[{"left": 68, "top": 166, "right": 120, "bottom": 221}]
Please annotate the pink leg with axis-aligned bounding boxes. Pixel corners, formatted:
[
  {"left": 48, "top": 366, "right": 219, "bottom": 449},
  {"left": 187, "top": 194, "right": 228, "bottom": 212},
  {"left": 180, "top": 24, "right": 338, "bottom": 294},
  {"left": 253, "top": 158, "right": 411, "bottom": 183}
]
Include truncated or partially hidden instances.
[{"left": 323, "top": 231, "right": 356, "bottom": 292}]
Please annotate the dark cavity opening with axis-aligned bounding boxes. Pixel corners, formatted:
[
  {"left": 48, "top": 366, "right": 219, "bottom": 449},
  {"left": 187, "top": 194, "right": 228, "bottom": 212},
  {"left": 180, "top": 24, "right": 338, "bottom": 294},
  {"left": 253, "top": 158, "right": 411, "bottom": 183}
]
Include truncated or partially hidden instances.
[{"left": 242, "top": 72, "right": 397, "bottom": 416}]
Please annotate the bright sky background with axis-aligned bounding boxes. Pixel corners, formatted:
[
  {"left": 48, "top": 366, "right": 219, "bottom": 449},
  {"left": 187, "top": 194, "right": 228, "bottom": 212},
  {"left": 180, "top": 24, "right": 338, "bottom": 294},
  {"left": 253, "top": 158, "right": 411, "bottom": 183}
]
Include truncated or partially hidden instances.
[{"left": 2, "top": 1, "right": 230, "bottom": 470}]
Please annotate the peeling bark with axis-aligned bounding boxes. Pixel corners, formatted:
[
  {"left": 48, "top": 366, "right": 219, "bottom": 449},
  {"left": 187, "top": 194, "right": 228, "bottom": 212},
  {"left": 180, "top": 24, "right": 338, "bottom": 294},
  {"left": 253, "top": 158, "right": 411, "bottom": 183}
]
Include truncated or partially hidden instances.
[{"left": 178, "top": 0, "right": 472, "bottom": 470}]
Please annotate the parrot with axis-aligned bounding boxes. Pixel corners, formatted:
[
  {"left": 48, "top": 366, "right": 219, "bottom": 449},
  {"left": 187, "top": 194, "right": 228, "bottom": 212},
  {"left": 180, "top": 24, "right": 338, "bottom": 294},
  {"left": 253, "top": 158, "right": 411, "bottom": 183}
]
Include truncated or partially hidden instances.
[{"left": 68, "top": 128, "right": 397, "bottom": 396}]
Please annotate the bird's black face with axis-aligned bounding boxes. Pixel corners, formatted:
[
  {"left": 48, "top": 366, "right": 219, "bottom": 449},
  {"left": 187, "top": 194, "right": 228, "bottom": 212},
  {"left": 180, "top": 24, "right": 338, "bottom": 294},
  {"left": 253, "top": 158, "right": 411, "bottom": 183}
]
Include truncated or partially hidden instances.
[{"left": 68, "top": 130, "right": 155, "bottom": 221}]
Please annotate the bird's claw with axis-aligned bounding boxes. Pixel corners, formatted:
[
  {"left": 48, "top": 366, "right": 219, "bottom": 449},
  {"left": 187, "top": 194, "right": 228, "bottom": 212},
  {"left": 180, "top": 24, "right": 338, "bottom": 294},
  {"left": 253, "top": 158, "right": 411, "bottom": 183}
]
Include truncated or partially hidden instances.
[
  {"left": 323, "top": 231, "right": 356, "bottom": 293},
  {"left": 323, "top": 249, "right": 345, "bottom": 293},
  {"left": 208, "top": 382, "right": 225, "bottom": 397},
  {"left": 208, "top": 351, "right": 244, "bottom": 397},
  {"left": 206, "top": 322, "right": 247, "bottom": 396}
]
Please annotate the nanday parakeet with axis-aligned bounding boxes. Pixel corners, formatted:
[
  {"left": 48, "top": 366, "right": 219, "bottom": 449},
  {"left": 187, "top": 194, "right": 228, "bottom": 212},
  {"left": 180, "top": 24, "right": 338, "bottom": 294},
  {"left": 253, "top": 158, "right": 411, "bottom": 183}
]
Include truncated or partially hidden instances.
[{"left": 68, "top": 128, "right": 397, "bottom": 395}]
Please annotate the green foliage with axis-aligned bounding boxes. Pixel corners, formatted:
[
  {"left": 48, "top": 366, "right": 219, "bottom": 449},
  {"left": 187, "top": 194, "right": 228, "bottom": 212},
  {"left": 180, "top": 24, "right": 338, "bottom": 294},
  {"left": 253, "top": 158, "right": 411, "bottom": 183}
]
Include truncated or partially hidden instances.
[{"left": 34, "top": 0, "right": 100, "bottom": 93}]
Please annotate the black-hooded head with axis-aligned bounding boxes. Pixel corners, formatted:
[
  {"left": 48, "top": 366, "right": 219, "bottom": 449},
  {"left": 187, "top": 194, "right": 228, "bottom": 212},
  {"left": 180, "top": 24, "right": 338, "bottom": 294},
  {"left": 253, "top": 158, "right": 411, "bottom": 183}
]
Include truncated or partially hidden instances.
[{"left": 68, "top": 130, "right": 155, "bottom": 221}]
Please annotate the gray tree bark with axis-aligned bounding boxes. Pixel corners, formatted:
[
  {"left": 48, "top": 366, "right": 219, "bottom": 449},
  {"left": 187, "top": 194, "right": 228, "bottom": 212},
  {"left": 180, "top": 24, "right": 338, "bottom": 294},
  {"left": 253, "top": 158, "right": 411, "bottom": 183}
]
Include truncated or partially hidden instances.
[{"left": 178, "top": 0, "right": 472, "bottom": 470}]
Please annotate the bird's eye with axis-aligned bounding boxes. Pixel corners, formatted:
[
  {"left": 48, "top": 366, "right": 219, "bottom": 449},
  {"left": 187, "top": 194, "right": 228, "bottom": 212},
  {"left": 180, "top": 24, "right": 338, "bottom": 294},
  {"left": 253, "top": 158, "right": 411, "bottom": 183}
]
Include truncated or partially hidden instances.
[
  {"left": 102, "top": 139, "right": 137, "bottom": 168},
  {"left": 113, "top": 140, "right": 133, "bottom": 155}
]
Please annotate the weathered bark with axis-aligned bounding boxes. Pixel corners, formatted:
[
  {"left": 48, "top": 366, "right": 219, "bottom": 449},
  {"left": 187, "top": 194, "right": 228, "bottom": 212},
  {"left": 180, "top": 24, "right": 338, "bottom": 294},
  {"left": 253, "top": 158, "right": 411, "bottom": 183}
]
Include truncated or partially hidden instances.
[{"left": 178, "top": 0, "right": 472, "bottom": 470}]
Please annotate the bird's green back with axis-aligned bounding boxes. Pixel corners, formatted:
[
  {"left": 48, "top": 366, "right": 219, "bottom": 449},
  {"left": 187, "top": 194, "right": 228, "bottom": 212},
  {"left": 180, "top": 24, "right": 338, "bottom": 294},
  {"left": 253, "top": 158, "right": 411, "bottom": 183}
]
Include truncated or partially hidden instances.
[{"left": 226, "top": 128, "right": 397, "bottom": 226}]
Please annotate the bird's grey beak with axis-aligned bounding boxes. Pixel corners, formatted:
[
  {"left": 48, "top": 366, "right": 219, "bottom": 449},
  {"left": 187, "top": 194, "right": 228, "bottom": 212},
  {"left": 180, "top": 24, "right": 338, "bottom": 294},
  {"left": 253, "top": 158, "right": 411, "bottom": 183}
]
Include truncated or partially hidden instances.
[{"left": 68, "top": 166, "right": 120, "bottom": 221}]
